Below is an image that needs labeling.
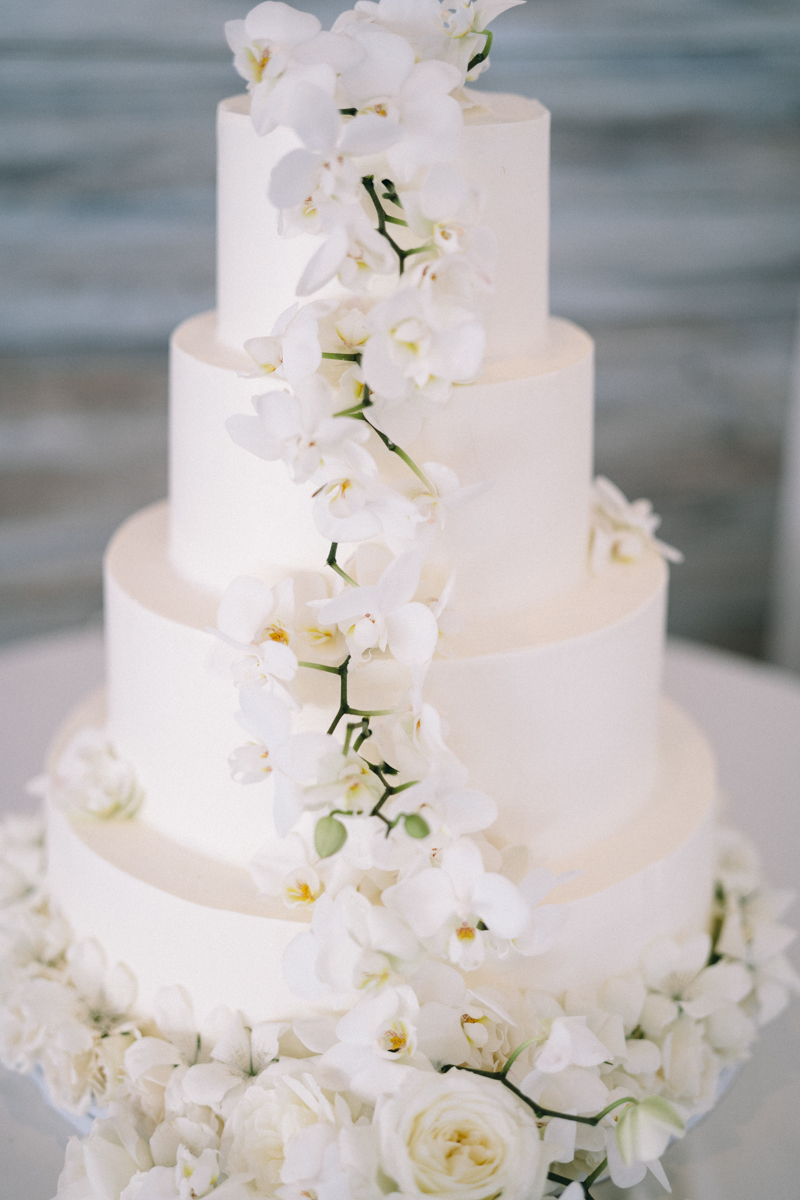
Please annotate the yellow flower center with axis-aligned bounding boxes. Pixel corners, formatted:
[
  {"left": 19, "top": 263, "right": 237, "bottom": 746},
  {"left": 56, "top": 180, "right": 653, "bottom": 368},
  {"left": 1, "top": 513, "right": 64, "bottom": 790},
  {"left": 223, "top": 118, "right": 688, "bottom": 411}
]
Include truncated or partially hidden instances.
[
  {"left": 383, "top": 1026, "right": 409, "bottom": 1053},
  {"left": 456, "top": 923, "right": 476, "bottom": 942},
  {"left": 260, "top": 623, "right": 290, "bottom": 645}
]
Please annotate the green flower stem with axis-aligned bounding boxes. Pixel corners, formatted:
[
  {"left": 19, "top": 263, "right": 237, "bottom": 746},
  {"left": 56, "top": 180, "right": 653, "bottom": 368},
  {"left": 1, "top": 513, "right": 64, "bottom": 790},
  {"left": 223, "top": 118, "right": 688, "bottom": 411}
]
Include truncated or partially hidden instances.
[
  {"left": 326, "top": 543, "right": 358, "bottom": 587},
  {"left": 362, "top": 174, "right": 430, "bottom": 275},
  {"left": 343, "top": 720, "right": 364, "bottom": 756},
  {"left": 334, "top": 400, "right": 373, "bottom": 417},
  {"left": 500, "top": 1037, "right": 540, "bottom": 1077},
  {"left": 334, "top": 381, "right": 373, "bottom": 419},
  {"left": 440, "top": 1065, "right": 635, "bottom": 1129},
  {"left": 339, "top": 107, "right": 357, "bottom": 115},
  {"left": 298, "top": 661, "right": 341, "bottom": 675},
  {"left": 546, "top": 1172, "right": 580, "bottom": 1190},
  {"left": 467, "top": 29, "right": 492, "bottom": 74},
  {"left": 346, "top": 706, "right": 397, "bottom": 718},
  {"left": 353, "top": 722, "right": 372, "bottom": 753},
  {"left": 381, "top": 179, "right": 402, "bottom": 207},
  {"left": 320, "top": 655, "right": 397, "bottom": 735},
  {"left": 583, "top": 1158, "right": 608, "bottom": 1189},
  {"left": 322, "top": 351, "right": 362, "bottom": 363},
  {"left": 354, "top": 413, "right": 434, "bottom": 491}
]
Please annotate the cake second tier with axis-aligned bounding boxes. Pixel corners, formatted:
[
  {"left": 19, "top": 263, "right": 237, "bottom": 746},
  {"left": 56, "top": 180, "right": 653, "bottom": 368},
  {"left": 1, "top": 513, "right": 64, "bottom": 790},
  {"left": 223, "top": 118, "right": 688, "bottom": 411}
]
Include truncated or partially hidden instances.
[
  {"left": 106, "top": 501, "right": 666, "bottom": 868},
  {"left": 170, "top": 311, "right": 594, "bottom": 621}
]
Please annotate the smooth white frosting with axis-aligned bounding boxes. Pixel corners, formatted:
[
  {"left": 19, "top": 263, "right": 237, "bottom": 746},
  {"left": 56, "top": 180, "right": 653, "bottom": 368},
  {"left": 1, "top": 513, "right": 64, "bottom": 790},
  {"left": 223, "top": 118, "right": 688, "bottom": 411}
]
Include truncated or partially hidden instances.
[
  {"left": 106, "top": 502, "right": 666, "bottom": 866},
  {"left": 216, "top": 92, "right": 549, "bottom": 360},
  {"left": 46, "top": 692, "right": 715, "bottom": 1022},
  {"left": 169, "top": 313, "right": 593, "bottom": 615}
]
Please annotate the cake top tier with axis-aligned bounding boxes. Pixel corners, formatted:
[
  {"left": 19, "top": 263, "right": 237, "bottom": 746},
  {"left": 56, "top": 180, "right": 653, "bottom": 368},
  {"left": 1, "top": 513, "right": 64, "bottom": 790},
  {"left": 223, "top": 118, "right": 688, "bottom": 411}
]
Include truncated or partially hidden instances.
[{"left": 217, "top": 90, "right": 550, "bottom": 361}]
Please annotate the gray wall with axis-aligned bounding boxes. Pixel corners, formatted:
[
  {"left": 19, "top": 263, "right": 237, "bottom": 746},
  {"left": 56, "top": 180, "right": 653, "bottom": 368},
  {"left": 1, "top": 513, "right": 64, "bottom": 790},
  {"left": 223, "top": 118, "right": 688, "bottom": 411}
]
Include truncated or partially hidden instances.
[{"left": 2, "top": 0, "right": 799, "bottom": 652}]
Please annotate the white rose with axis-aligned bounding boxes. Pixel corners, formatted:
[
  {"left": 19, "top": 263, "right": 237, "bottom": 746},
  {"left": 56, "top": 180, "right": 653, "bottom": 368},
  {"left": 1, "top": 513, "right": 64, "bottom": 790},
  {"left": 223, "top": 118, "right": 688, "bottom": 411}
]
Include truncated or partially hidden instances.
[
  {"left": 221, "top": 1081, "right": 318, "bottom": 1193},
  {"left": 377, "top": 1068, "right": 552, "bottom": 1200}
]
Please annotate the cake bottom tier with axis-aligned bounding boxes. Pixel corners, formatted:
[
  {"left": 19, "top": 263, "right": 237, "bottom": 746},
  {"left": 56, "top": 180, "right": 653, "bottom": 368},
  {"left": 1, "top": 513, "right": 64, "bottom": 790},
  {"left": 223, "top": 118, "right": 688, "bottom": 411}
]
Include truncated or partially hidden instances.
[{"left": 46, "top": 692, "right": 716, "bottom": 1024}]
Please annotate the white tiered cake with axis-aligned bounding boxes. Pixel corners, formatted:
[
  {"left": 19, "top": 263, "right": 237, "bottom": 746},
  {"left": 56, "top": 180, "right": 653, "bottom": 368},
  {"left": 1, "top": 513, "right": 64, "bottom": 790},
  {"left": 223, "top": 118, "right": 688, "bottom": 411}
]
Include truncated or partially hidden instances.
[
  {"left": 3, "top": 4, "right": 796, "bottom": 1196},
  {"left": 45, "top": 82, "right": 715, "bottom": 1022}
]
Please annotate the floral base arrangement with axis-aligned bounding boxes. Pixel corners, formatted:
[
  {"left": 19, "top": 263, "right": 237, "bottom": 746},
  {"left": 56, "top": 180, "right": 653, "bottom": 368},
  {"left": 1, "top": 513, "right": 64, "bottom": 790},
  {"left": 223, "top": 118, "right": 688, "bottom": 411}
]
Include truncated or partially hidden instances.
[{"left": 1, "top": 811, "right": 796, "bottom": 1199}]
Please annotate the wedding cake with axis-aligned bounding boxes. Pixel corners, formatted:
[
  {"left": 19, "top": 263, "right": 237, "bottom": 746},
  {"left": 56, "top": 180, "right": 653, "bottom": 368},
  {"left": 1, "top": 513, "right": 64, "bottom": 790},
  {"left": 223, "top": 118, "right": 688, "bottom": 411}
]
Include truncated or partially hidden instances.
[{"left": 2, "top": 3, "right": 797, "bottom": 1197}]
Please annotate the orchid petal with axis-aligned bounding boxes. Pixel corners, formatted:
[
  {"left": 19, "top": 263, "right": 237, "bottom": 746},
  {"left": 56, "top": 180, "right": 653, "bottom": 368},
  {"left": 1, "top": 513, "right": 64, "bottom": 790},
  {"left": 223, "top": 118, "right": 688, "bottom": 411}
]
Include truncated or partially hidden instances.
[
  {"left": 384, "top": 868, "right": 455, "bottom": 938},
  {"left": 217, "top": 576, "right": 276, "bottom": 644},
  {"left": 236, "top": 684, "right": 292, "bottom": 745},
  {"left": 472, "top": 872, "right": 529, "bottom": 939},
  {"left": 339, "top": 27, "right": 415, "bottom": 100},
  {"left": 269, "top": 148, "right": 322, "bottom": 209},
  {"left": 386, "top": 603, "right": 439, "bottom": 665},
  {"left": 297, "top": 225, "right": 349, "bottom": 296},
  {"left": 339, "top": 113, "right": 403, "bottom": 156},
  {"left": 244, "top": 2, "right": 321, "bottom": 45}
]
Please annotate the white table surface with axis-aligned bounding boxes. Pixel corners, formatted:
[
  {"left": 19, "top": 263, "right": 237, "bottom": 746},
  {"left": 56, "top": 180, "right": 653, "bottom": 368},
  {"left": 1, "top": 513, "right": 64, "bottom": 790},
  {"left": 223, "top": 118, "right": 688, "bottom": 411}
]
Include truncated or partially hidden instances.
[{"left": 1, "top": 629, "right": 798, "bottom": 1200}]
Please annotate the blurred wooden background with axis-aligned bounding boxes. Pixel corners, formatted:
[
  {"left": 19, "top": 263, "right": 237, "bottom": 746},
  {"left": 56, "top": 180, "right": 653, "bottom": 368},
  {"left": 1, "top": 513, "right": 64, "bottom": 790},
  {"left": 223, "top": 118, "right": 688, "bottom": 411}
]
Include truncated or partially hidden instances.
[{"left": 1, "top": 0, "right": 799, "bottom": 653}]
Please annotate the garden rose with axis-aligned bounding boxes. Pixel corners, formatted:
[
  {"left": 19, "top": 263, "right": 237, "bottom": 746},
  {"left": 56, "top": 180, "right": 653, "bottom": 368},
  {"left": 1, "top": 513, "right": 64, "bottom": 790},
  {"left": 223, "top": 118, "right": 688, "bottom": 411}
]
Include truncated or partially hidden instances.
[{"left": 377, "top": 1068, "right": 552, "bottom": 1200}]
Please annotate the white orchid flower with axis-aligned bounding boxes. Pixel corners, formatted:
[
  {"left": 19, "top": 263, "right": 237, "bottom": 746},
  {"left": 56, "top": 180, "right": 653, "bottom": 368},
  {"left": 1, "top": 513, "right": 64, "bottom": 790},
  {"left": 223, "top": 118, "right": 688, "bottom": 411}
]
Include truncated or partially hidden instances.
[
  {"left": 657, "top": 1012, "right": 720, "bottom": 1110},
  {"left": 226, "top": 2, "right": 322, "bottom": 89},
  {"left": 336, "top": 983, "right": 422, "bottom": 1059},
  {"left": 122, "top": 985, "right": 207, "bottom": 1125},
  {"left": 289, "top": 571, "right": 347, "bottom": 662},
  {"left": 311, "top": 447, "right": 418, "bottom": 544},
  {"left": 530, "top": 1016, "right": 610, "bottom": 1076},
  {"left": 301, "top": 747, "right": 384, "bottom": 814},
  {"left": 182, "top": 1009, "right": 287, "bottom": 1113},
  {"left": 250, "top": 830, "right": 325, "bottom": 910},
  {"left": 226, "top": 373, "right": 369, "bottom": 484},
  {"left": 442, "top": 0, "right": 526, "bottom": 80},
  {"left": 401, "top": 461, "right": 487, "bottom": 556},
  {"left": 62, "top": 1111, "right": 153, "bottom": 1200},
  {"left": 317, "top": 550, "right": 439, "bottom": 665},
  {"left": 384, "top": 773, "right": 496, "bottom": 839},
  {"left": 590, "top": 475, "right": 683, "bottom": 572},
  {"left": 215, "top": 575, "right": 299, "bottom": 687},
  {"left": 337, "top": 25, "right": 464, "bottom": 180},
  {"left": 283, "top": 884, "right": 421, "bottom": 1002},
  {"left": 362, "top": 284, "right": 485, "bottom": 404},
  {"left": 402, "top": 162, "right": 496, "bottom": 286},
  {"left": 350, "top": 0, "right": 524, "bottom": 85},
  {"left": 296, "top": 202, "right": 398, "bottom": 296},
  {"left": 50, "top": 728, "right": 143, "bottom": 820},
  {"left": 313, "top": 984, "right": 431, "bottom": 1100},
  {"left": 524, "top": 1057, "right": 610, "bottom": 1120},
  {"left": 227, "top": 2, "right": 354, "bottom": 140},
  {"left": 383, "top": 836, "right": 529, "bottom": 970},
  {"left": 66, "top": 938, "right": 137, "bottom": 1032},
  {"left": 638, "top": 935, "right": 751, "bottom": 1037},
  {"left": 412, "top": 960, "right": 517, "bottom": 1070},
  {"left": 229, "top": 685, "right": 337, "bottom": 836},
  {"left": 367, "top": 700, "right": 465, "bottom": 783},
  {"left": 242, "top": 300, "right": 336, "bottom": 385}
]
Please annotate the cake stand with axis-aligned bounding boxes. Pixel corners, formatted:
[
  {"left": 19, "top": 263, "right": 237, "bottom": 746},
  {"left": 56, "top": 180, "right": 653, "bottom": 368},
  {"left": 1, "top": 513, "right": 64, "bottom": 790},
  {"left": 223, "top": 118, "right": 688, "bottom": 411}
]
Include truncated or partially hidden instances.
[{"left": 1, "top": 628, "right": 798, "bottom": 1200}]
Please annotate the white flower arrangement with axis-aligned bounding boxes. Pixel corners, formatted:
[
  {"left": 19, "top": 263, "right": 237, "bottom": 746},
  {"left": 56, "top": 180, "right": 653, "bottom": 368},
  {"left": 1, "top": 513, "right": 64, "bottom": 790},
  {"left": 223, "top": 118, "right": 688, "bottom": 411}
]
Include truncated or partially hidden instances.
[
  {"left": 0, "top": 813, "right": 796, "bottom": 1198},
  {"left": 589, "top": 475, "right": 683, "bottom": 573},
  {"left": 32, "top": 728, "right": 144, "bottom": 821}
]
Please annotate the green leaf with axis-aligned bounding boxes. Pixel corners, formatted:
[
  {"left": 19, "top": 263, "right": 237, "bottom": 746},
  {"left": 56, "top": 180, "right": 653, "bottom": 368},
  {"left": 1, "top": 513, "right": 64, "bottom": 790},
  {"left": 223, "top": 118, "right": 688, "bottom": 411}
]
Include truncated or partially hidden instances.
[
  {"left": 404, "top": 813, "right": 430, "bottom": 839},
  {"left": 315, "top": 816, "right": 347, "bottom": 858}
]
